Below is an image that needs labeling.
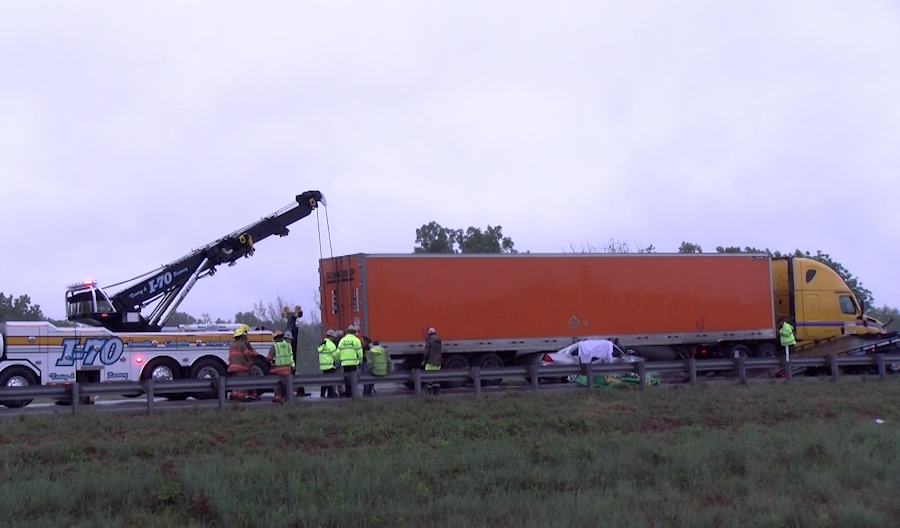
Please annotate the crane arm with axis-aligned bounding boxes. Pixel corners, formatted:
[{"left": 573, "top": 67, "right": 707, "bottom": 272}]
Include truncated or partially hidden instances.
[{"left": 66, "top": 190, "right": 325, "bottom": 332}]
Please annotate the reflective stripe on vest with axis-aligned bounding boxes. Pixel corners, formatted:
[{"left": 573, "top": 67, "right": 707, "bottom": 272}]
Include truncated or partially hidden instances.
[
  {"left": 273, "top": 341, "right": 295, "bottom": 368},
  {"left": 338, "top": 335, "right": 362, "bottom": 366}
]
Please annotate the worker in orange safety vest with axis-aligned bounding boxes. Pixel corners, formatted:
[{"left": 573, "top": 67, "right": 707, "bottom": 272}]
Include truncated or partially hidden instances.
[{"left": 227, "top": 324, "right": 258, "bottom": 401}]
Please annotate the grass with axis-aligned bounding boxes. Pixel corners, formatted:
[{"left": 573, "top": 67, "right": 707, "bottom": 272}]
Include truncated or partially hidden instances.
[{"left": 2, "top": 379, "right": 900, "bottom": 527}]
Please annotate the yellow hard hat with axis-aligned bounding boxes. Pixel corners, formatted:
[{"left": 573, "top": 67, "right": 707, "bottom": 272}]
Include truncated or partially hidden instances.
[{"left": 233, "top": 324, "right": 250, "bottom": 338}]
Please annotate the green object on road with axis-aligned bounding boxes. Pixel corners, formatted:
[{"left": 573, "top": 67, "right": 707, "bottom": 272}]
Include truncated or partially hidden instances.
[{"left": 575, "top": 372, "right": 660, "bottom": 388}]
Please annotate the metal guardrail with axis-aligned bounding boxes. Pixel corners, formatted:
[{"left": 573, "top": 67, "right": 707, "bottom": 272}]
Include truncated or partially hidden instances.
[{"left": 1, "top": 352, "right": 899, "bottom": 416}]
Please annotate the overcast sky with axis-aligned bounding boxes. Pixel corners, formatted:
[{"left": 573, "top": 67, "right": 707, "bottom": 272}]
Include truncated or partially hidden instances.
[{"left": 2, "top": 1, "right": 898, "bottom": 323}]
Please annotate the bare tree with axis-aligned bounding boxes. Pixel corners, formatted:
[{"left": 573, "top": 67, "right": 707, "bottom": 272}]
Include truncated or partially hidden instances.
[{"left": 566, "top": 238, "right": 656, "bottom": 254}]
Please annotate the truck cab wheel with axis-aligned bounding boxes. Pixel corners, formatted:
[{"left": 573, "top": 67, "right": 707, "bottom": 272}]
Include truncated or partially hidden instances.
[{"left": 0, "top": 366, "right": 38, "bottom": 408}]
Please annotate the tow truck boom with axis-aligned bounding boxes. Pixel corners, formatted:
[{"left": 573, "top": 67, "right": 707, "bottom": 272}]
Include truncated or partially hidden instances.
[{"left": 66, "top": 190, "right": 326, "bottom": 332}]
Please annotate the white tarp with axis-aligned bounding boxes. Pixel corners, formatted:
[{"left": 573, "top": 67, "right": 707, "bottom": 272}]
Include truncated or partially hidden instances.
[{"left": 577, "top": 340, "right": 615, "bottom": 364}]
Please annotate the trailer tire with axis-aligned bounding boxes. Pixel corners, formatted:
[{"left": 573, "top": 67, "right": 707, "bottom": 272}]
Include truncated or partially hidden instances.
[
  {"left": 0, "top": 366, "right": 38, "bottom": 408},
  {"left": 141, "top": 358, "right": 188, "bottom": 400},
  {"left": 441, "top": 355, "right": 470, "bottom": 389},
  {"left": 473, "top": 354, "right": 504, "bottom": 387},
  {"left": 727, "top": 344, "right": 752, "bottom": 359},
  {"left": 189, "top": 358, "right": 226, "bottom": 399},
  {"left": 755, "top": 343, "right": 778, "bottom": 358}
]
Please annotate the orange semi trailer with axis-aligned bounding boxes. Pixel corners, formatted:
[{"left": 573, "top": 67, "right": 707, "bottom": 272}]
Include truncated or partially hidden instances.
[{"left": 318, "top": 253, "right": 889, "bottom": 372}]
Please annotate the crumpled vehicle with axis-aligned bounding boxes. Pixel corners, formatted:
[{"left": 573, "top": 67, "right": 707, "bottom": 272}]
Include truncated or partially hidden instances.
[{"left": 539, "top": 339, "right": 644, "bottom": 383}]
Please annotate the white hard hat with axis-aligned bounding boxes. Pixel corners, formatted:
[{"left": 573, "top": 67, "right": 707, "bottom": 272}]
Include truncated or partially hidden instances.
[
  {"left": 326, "top": 329, "right": 336, "bottom": 337},
  {"left": 284, "top": 331, "right": 293, "bottom": 340},
  {"left": 428, "top": 327, "right": 436, "bottom": 335}
]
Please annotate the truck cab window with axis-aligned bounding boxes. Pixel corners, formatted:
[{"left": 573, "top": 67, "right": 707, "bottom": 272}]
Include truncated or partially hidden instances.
[{"left": 839, "top": 296, "right": 857, "bottom": 316}]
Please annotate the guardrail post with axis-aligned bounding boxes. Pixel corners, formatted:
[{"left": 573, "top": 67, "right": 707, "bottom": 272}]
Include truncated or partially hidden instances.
[
  {"left": 877, "top": 353, "right": 886, "bottom": 381},
  {"left": 217, "top": 375, "right": 226, "bottom": 410},
  {"left": 285, "top": 374, "right": 294, "bottom": 404},
  {"left": 735, "top": 356, "right": 746, "bottom": 384},
  {"left": 413, "top": 369, "right": 422, "bottom": 399},
  {"left": 146, "top": 378, "right": 155, "bottom": 416},
  {"left": 472, "top": 367, "right": 482, "bottom": 397},
  {"left": 585, "top": 363, "right": 594, "bottom": 390},
  {"left": 688, "top": 358, "right": 697, "bottom": 386},
  {"left": 829, "top": 355, "right": 839, "bottom": 382},
  {"left": 784, "top": 360, "right": 792, "bottom": 384},
  {"left": 636, "top": 361, "right": 646, "bottom": 391},
  {"left": 529, "top": 364, "right": 539, "bottom": 392},
  {"left": 350, "top": 370, "right": 359, "bottom": 400},
  {"left": 71, "top": 381, "right": 79, "bottom": 416}
]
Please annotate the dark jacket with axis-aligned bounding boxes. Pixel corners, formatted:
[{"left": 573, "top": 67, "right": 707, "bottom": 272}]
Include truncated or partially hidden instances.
[{"left": 423, "top": 334, "right": 442, "bottom": 367}]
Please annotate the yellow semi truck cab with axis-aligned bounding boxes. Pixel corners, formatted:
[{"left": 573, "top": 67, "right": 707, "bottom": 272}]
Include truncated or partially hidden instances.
[{"left": 772, "top": 257, "right": 887, "bottom": 345}]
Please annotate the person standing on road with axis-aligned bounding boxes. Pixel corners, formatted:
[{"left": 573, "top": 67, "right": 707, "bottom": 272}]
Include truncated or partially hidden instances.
[
  {"left": 337, "top": 325, "right": 363, "bottom": 397},
  {"left": 227, "top": 324, "right": 257, "bottom": 402},
  {"left": 779, "top": 319, "right": 796, "bottom": 361},
  {"left": 267, "top": 331, "right": 296, "bottom": 403},
  {"left": 422, "top": 328, "right": 442, "bottom": 396},
  {"left": 364, "top": 339, "right": 391, "bottom": 396},
  {"left": 283, "top": 305, "right": 311, "bottom": 398},
  {"left": 318, "top": 329, "right": 339, "bottom": 398}
]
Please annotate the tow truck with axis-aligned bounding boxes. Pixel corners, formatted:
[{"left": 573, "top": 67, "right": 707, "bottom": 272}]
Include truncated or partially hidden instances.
[{"left": 0, "top": 191, "right": 326, "bottom": 408}]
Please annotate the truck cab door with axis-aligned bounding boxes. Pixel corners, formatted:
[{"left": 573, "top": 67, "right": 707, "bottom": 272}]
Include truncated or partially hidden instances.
[
  {"left": 837, "top": 294, "right": 864, "bottom": 336},
  {"left": 802, "top": 292, "right": 839, "bottom": 342}
]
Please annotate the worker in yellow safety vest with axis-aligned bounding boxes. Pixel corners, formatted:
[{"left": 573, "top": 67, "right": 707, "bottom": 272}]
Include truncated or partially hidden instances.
[
  {"left": 337, "top": 325, "right": 363, "bottom": 397},
  {"left": 267, "top": 331, "right": 296, "bottom": 403},
  {"left": 779, "top": 319, "right": 796, "bottom": 361},
  {"left": 318, "top": 329, "right": 339, "bottom": 398},
  {"left": 363, "top": 339, "right": 392, "bottom": 396}
]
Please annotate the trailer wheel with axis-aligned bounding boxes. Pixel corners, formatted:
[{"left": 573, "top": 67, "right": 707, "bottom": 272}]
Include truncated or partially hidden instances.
[
  {"left": 473, "top": 354, "right": 504, "bottom": 387},
  {"left": 440, "top": 355, "right": 470, "bottom": 389},
  {"left": 141, "top": 358, "right": 188, "bottom": 400},
  {"left": 755, "top": 343, "right": 778, "bottom": 358},
  {"left": 189, "top": 358, "right": 226, "bottom": 399},
  {"left": 727, "top": 344, "right": 752, "bottom": 359},
  {"left": 0, "top": 366, "right": 38, "bottom": 408}
]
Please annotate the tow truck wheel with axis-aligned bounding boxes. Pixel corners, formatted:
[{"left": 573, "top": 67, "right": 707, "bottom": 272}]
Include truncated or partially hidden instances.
[
  {"left": 141, "top": 358, "right": 188, "bottom": 401},
  {"left": 189, "top": 358, "right": 225, "bottom": 400},
  {"left": 0, "top": 367, "right": 38, "bottom": 408},
  {"left": 249, "top": 357, "right": 271, "bottom": 396}
]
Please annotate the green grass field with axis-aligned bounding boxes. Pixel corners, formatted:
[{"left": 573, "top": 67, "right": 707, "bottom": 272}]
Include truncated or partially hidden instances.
[{"left": 2, "top": 379, "right": 900, "bottom": 527}]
